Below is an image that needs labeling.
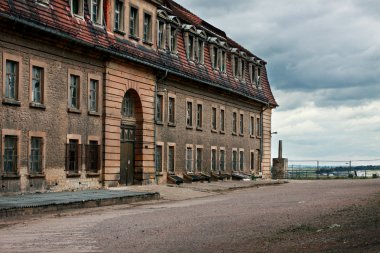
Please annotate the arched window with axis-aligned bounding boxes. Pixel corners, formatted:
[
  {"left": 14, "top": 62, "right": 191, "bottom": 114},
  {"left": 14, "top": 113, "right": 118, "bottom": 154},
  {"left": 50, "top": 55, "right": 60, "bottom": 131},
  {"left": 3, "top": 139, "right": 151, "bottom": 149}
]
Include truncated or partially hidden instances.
[{"left": 122, "top": 92, "right": 134, "bottom": 117}]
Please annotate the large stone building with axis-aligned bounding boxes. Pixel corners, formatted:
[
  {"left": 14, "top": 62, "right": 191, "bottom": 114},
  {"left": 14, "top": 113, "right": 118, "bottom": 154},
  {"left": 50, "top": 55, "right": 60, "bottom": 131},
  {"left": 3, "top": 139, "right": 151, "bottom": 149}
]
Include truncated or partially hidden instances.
[{"left": 0, "top": 0, "right": 277, "bottom": 193}]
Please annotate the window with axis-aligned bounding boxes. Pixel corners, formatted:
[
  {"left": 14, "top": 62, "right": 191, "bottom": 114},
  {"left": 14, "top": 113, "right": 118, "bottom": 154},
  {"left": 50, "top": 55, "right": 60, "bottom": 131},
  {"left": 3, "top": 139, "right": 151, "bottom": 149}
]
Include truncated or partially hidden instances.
[
  {"left": 196, "top": 147, "right": 202, "bottom": 172},
  {"left": 86, "top": 141, "right": 100, "bottom": 173},
  {"left": 257, "top": 117, "right": 261, "bottom": 136},
  {"left": 257, "top": 67, "right": 261, "bottom": 86},
  {"left": 5, "top": 60, "right": 18, "bottom": 100},
  {"left": 233, "top": 56, "right": 239, "bottom": 78},
  {"left": 169, "top": 26, "right": 177, "bottom": 52},
  {"left": 31, "top": 66, "right": 43, "bottom": 104},
  {"left": 240, "top": 113, "right": 244, "bottom": 135},
  {"left": 186, "top": 146, "right": 193, "bottom": 172},
  {"left": 122, "top": 93, "right": 134, "bottom": 117},
  {"left": 71, "top": 0, "right": 83, "bottom": 16},
  {"left": 3, "top": 136, "right": 18, "bottom": 174},
  {"left": 232, "top": 112, "right": 237, "bottom": 134},
  {"left": 211, "top": 107, "right": 217, "bottom": 131},
  {"left": 241, "top": 60, "right": 245, "bottom": 80},
  {"left": 219, "top": 149, "right": 225, "bottom": 171},
  {"left": 30, "top": 137, "right": 43, "bottom": 174},
  {"left": 220, "top": 109, "right": 225, "bottom": 132},
  {"left": 232, "top": 149, "right": 237, "bottom": 171},
  {"left": 157, "top": 20, "right": 165, "bottom": 49},
  {"left": 90, "top": 0, "right": 103, "bottom": 25},
  {"left": 89, "top": 79, "right": 98, "bottom": 112},
  {"left": 187, "top": 34, "right": 195, "bottom": 60},
  {"left": 211, "top": 46, "right": 218, "bottom": 69},
  {"left": 196, "top": 103, "right": 202, "bottom": 128},
  {"left": 239, "top": 150, "right": 244, "bottom": 171},
  {"left": 220, "top": 50, "right": 227, "bottom": 73},
  {"left": 168, "top": 145, "right": 175, "bottom": 173},
  {"left": 66, "top": 139, "right": 81, "bottom": 174},
  {"left": 129, "top": 6, "right": 138, "bottom": 37},
  {"left": 187, "top": 101, "right": 193, "bottom": 127},
  {"left": 250, "top": 151, "right": 255, "bottom": 171},
  {"left": 168, "top": 96, "right": 175, "bottom": 124},
  {"left": 197, "top": 40, "right": 204, "bottom": 64},
  {"left": 156, "top": 144, "right": 163, "bottom": 173},
  {"left": 114, "top": 0, "right": 124, "bottom": 31},
  {"left": 250, "top": 64, "right": 256, "bottom": 85},
  {"left": 69, "top": 74, "right": 80, "bottom": 109},
  {"left": 257, "top": 149, "right": 261, "bottom": 172},
  {"left": 211, "top": 147, "right": 217, "bottom": 171},
  {"left": 156, "top": 94, "right": 163, "bottom": 123},
  {"left": 143, "top": 13, "right": 152, "bottom": 42}
]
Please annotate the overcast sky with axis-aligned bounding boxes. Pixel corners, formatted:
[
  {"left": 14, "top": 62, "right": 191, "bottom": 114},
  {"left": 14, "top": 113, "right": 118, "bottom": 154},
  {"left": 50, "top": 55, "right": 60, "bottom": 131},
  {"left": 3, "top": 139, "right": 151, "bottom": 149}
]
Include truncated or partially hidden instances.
[{"left": 175, "top": 0, "right": 380, "bottom": 163}]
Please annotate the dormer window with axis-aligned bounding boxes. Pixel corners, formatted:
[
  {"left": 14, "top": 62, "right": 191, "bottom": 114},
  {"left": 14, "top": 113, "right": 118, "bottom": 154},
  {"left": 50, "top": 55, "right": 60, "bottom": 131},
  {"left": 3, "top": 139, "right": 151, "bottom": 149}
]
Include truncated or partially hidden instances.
[
  {"left": 129, "top": 6, "right": 139, "bottom": 38},
  {"left": 71, "top": 0, "right": 84, "bottom": 17},
  {"left": 257, "top": 67, "right": 261, "bottom": 86},
  {"left": 90, "top": 0, "right": 103, "bottom": 25},
  {"left": 220, "top": 50, "right": 226, "bottom": 73},
  {"left": 143, "top": 13, "right": 152, "bottom": 43},
  {"left": 211, "top": 46, "right": 218, "bottom": 69},
  {"left": 157, "top": 20, "right": 166, "bottom": 49},
  {"left": 249, "top": 62, "right": 262, "bottom": 87},
  {"left": 196, "top": 39, "right": 204, "bottom": 64},
  {"left": 241, "top": 60, "right": 245, "bottom": 80},
  {"left": 233, "top": 56, "right": 239, "bottom": 78},
  {"left": 114, "top": 0, "right": 124, "bottom": 32},
  {"left": 169, "top": 26, "right": 177, "bottom": 52},
  {"left": 187, "top": 34, "right": 195, "bottom": 60}
]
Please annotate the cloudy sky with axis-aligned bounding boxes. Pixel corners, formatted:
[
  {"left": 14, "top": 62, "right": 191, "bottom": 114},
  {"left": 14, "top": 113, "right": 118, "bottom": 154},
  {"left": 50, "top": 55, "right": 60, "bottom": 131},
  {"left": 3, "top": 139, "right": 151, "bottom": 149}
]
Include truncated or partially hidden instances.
[{"left": 175, "top": 0, "right": 380, "bottom": 163}]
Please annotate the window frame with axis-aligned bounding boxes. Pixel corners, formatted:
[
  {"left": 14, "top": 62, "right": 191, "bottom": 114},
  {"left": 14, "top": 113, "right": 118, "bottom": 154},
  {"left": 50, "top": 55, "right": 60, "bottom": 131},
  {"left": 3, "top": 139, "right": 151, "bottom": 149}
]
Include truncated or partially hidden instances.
[
  {"left": 129, "top": 5, "right": 139, "bottom": 39},
  {"left": 196, "top": 39, "right": 205, "bottom": 64},
  {"left": 232, "top": 110, "right": 237, "bottom": 135},
  {"left": 250, "top": 150, "right": 255, "bottom": 172},
  {"left": 256, "top": 116, "right": 261, "bottom": 137},
  {"left": 186, "top": 99, "right": 193, "bottom": 128},
  {"left": 67, "top": 69, "right": 82, "bottom": 112},
  {"left": 195, "top": 145, "right": 203, "bottom": 172},
  {"left": 122, "top": 92, "right": 134, "bottom": 118},
  {"left": 239, "top": 148, "right": 244, "bottom": 171},
  {"left": 66, "top": 134, "right": 82, "bottom": 176},
  {"left": 168, "top": 93, "right": 176, "bottom": 126},
  {"left": 168, "top": 24, "right": 178, "bottom": 53},
  {"left": 232, "top": 148, "right": 238, "bottom": 172},
  {"left": 29, "top": 59, "right": 47, "bottom": 108},
  {"left": 90, "top": 0, "right": 103, "bottom": 25},
  {"left": 70, "top": 0, "right": 84, "bottom": 18},
  {"left": 85, "top": 136, "right": 101, "bottom": 175},
  {"left": 2, "top": 52, "right": 22, "bottom": 105},
  {"left": 167, "top": 143, "right": 176, "bottom": 174},
  {"left": 114, "top": 0, "right": 125, "bottom": 33},
  {"left": 219, "top": 147, "right": 226, "bottom": 171},
  {"left": 88, "top": 73, "right": 102, "bottom": 115},
  {"left": 211, "top": 106, "right": 217, "bottom": 132},
  {"left": 211, "top": 146, "right": 217, "bottom": 172},
  {"left": 156, "top": 141, "right": 164, "bottom": 174},
  {"left": 143, "top": 11, "right": 153, "bottom": 44},
  {"left": 28, "top": 131, "right": 46, "bottom": 177},
  {"left": 1, "top": 129, "right": 21, "bottom": 177},
  {"left": 186, "top": 144, "right": 194, "bottom": 173},
  {"left": 196, "top": 102, "right": 203, "bottom": 130},
  {"left": 157, "top": 19, "right": 166, "bottom": 50},
  {"left": 220, "top": 107, "right": 225, "bottom": 133},
  {"left": 239, "top": 112, "right": 244, "bottom": 136}
]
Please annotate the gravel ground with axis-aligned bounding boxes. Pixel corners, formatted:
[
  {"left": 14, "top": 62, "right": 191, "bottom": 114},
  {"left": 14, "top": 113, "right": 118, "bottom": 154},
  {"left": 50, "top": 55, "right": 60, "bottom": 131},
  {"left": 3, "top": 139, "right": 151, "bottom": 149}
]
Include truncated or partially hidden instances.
[{"left": 0, "top": 179, "right": 379, "bottom": 253}]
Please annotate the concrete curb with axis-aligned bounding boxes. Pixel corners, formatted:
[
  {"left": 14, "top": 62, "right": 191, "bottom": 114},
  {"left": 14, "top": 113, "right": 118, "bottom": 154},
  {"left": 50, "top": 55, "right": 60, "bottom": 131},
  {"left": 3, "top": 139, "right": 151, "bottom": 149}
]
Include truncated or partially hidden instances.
[{"left": 0, "top": 192, "right": 160, "bottom": 219}]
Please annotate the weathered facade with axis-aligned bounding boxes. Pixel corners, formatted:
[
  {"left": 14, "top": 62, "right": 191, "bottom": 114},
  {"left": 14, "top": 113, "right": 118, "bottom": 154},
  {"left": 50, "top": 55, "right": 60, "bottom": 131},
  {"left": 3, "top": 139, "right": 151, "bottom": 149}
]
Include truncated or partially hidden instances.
[{"left": 0, "top": 0, "right": 277, "bottom": 193}]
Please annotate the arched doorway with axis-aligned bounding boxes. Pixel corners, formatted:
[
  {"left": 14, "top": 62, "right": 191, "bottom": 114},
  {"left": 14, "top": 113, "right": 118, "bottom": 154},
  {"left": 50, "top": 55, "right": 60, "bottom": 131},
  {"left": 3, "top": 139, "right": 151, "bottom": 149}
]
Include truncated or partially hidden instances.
[{"left": 120, "top": 90, "right": 143, "bottom": 185}]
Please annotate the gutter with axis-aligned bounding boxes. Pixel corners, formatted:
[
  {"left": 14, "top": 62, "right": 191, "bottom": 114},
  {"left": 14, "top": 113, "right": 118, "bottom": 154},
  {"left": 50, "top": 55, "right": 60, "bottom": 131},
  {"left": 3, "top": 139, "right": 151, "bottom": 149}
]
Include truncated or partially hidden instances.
[
  {"left": 0, "top": 13, "right": 276, "bottom": 108},
  {"left": 154, "top": 70, "right": 168, "bottom": 184}
]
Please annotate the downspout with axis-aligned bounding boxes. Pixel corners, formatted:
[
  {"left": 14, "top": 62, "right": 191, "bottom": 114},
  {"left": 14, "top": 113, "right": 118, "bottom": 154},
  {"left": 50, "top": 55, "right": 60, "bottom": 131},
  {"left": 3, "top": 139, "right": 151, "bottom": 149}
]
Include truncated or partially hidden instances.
[{"left": 154, "top": 70, "right": 168, "bottom": 184}]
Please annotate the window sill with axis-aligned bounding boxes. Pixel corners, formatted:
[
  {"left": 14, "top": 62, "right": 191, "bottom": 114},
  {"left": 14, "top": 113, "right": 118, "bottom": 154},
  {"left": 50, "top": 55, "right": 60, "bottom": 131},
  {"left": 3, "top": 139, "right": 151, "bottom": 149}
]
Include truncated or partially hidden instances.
[
  {"left": 2, "top": 173, "right": 20, "bottom": 179},
  {"left": 114, "top": 29, "right": 126, "bottom": 36},
  {"left": 157, "top": 48, "right": 167, "bottom": 53},
  {"left": 68, "top": 107, "right": 81, "bottom": 114},
  {"left": 256, "top": 136, "right": 262, "bottom": 139},
  {"left": 30, "top": 102, "right": 46, "bottom": 110},
  {"left": 239, "top": 134, "right": 244, "bottom": 137},
  {"left": 250, "top": 134, "right": 255, "bottom": 138},
  {"left": 155, "top": 121, "right": 164, "bottom": 126},
  {"left": 232, "top": 132, "right": 237, "bottom": 136},
  {"left": 220, "top": 130, "right": 225, "bottom": 135},
  {"left": 156, "top": 172, "right": 164, "bottom": 176},
  {"left": 28, "top": 173, "right": 45, "bottom": 179},
  {"left": 211, "top": 129, "right": 217, "bottom": 133},
  {"left": 66, "top": 172, "right": 81, "bottom": 178},
  {"left": 88, "top": 111, "right": 101, "bottom": 117},
  {"left": 73, "top": 14, "right": 84, "bottom": 20},
  {"left": 92, "top": 23, "right": 105, "bottom": 31},
  {"left": 2, "top": 98, "right": 21, "bottom": 106},
  {"left": 129, "top": 34, "right": 140, "bottom": 41},
  {"left": 143, "top": 40, "right": 153, "bottom": 46},
  {"left": 196, "top": 127, "right": 203, "bottom": 131},
  {"left": 86, "top": 172, "right": 100, "bottom": 177},
  {"left": 168, "top": 122, "right": 176, "bottom": 127},
  {"left": 186, "top": 125, "right": 193, "bottom": 130}
]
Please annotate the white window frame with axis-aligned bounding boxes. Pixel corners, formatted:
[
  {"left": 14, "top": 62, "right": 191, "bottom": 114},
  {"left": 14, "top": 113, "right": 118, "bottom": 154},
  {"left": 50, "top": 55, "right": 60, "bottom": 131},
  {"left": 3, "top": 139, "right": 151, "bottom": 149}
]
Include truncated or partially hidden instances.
[
  {"left": 239, "top": 148, "right": 245, "bottom": 171},
  {"left": 71, "top": 0, "right": 84, "bottom": 18},
  {"left": 90, "top": 0, "right": 103, "bottom": 25},
  {"left": 211, "top": 146, "right": 217, "bottom": 172},
  {"left": 186, "top": 144, "right": 194, "bottom": 173}
]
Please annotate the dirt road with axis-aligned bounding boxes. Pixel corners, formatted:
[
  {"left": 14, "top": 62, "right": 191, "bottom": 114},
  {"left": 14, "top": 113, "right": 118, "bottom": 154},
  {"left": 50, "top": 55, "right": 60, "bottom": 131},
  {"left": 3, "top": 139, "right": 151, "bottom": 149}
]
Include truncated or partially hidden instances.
[{"left": 0, "top": 179, "right": 379, "bottom": 253}]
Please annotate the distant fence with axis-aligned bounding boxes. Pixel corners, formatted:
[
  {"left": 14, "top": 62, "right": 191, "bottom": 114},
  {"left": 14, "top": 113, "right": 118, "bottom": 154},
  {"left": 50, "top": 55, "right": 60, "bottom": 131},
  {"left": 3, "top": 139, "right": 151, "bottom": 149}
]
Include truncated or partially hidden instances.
[{"left": 285, "top": 159, "right": 380, "bottom": 179}]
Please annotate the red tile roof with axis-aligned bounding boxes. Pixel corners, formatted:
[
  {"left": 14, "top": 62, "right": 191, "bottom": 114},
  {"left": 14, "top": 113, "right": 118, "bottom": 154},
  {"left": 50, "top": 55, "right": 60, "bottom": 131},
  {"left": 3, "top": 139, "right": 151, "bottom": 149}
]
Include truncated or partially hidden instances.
[{"left": 0, "top": 0, "right": 277, "bottom": 106}]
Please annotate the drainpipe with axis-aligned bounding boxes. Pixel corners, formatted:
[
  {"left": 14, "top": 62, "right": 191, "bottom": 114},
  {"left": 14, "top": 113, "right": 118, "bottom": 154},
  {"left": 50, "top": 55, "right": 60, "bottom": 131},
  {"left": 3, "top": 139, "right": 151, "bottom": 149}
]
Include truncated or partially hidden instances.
[
  {"left": 154, "top": 70, "right": 168, "bottom": 184},
  {"left": 259, "top": 102, "right": 270, "bottom": 176}
]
